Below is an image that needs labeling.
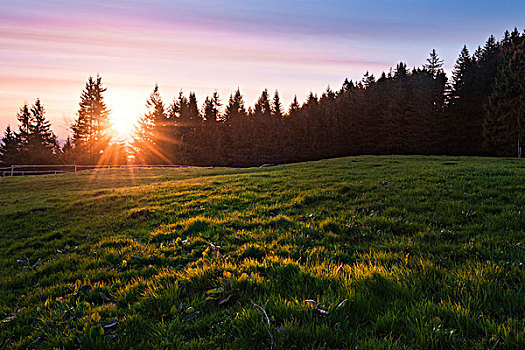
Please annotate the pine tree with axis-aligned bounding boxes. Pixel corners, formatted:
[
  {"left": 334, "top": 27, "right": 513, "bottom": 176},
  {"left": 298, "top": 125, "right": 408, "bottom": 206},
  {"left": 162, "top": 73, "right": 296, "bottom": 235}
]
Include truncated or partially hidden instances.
[
  {"left": 362, "top": 71, "right": 376, "bottom": 87},
  {"left": 15, "top": 104, "right": 32, "bottom": 160},
  {"left": 149, "top": 85, "right": 167, "bottom": 125},
  {"left": 0, "top": 126, "right": 18, "bottom": 166},
  {"left": 394, "top": 63, "right": 408, "bottom": 78},
  {"left": 132, "top": 84, "right": 167, "bottom": 164},
  {"left": 288, "top": 95, "right": 300, "bottom": 116},
  {"left": 482, "top": 35, "right": 499, "bottom": 59},
  {"left": 168, "top": 93, "right": 181, "bottom": 120},
  {"left": 503, "top": 30, "right": 511, "bottom": 45},
  {"left": 1, "top": 100, "right": 59, "bottom": 165},
  {"left": 187, "top": 92, "right": 201, "bottom": 123},
  {"left": 271, "top": 90, "right": 283, "bottom": 119},
  {"left": 340, "top": 78, "right": 354, "bottom": 94},
  {"left": 16, "top": 104, "right": 31, "bottom": 147},
  {"left": 203, "top": 92, "right": 221, "bottom": 123},
  {"left": 224, "top": 88, "right": 247, "bottom": 125},
  {"left": 253, "top": 89, "right": 271, "bottom": 119},
  {"left": 71, "top": 75, "right": 111, "bottom": 163},
  {"left": 451, "top": 46, "right": 471, "bottom": 97},
  {"left": 222, "top": 89, "right": 248, "bottom": 162},
  {"left": 322, "top": 86, "right": 336, "bottom": 100},
  {"left": 198, "top": 92, "right": 221, "bottom": 163},
  {"left": 484, "top": 34, "right": 525, "bottom": 156},
  {"left": 176, "top": 91, "right": 190, "bottom": 123},
  {"left": 27, "top": 98, "right": 59, "bottom": 164},
  {"left": 424, "top": 49, "right": 444, "bottom": 77},
  {"left": 306, "top": 92, "right": 318, "bottom": 107}
]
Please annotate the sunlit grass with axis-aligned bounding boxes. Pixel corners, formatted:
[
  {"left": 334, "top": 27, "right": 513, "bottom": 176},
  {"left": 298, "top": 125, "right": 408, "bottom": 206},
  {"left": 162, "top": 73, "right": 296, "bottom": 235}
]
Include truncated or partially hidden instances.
[{"left": 0, "top": 156, "right": 523, "bottom": 348}]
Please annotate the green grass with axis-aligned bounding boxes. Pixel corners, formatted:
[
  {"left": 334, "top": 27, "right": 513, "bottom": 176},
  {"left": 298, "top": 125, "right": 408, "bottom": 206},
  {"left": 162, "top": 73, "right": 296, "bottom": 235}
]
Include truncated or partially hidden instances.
[{"left": 0, "top": 156, "right": 524, "bottom": 349}]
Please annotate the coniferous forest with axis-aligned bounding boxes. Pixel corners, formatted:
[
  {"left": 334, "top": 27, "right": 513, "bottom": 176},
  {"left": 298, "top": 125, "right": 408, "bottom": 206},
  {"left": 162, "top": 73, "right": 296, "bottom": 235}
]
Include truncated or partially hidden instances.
[{"left": 1, "top": 29, "right": 524, "bottom": 167}]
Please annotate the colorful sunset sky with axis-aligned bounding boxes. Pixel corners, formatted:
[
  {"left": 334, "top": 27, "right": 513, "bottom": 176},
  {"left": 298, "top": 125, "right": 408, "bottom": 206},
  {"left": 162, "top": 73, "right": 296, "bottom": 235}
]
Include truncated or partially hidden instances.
[{"left": 1, "top": 0, "right": 524, "bottom": 138}]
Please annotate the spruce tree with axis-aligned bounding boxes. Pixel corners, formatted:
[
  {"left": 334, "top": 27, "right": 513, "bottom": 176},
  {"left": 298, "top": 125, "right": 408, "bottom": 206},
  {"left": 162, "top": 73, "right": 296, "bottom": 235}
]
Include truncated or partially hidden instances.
[
  {"left": 484, "top": 34, "right": 525, "bottom": 156},
  {"left": 482, "top": 35, "right": 499, "bottom": 58},
  {"left": 132, "top": 84, "right": 167, "bottom": 164},
  {"left": 271, "top": 90, "right": 283, "bottom": 119},
  {"left": 288, "top": 95, "right": 300, "bottom": 116},
  {"left": 451, "top": 46, "right": 471, "bottom": 98},
  {"left": 222, "top": 89, "right": 248, "bottom": 161},
  {"left": 27, "top": 99, "right": 59, "bottom": 164},
  {"left": 71, "top": 75, "right": 111, "bottom": 163},
  {"left": 168, "top": 93, "right": 181, "bottom": 120},
  {"left": 15, "top": 104, "right": 32, "bottom": 160},
  {"left": 203, "top": 97, "right": 212, "bottom": 123},
  {"left": 446, "top": 46, "right": 476, "bottom": 154},
  {"left": 424, "top": 49, "right": 444, "bottom": 77},
  {"left": 176, "top": 91, "right": 190, "bottom": 123},
  {"left": 340, "top": 78, "right": 354, "bottom": 94},
  {"left": 202, "top": 92, "right": 221, "bottom": 123},
  {"left": 0, "top": 126, "right": 18, "bottom": 166},
  {"left": 224, "top": 88, "right": 247, "bottom": 125},
  {"left": 16, "top": 104, "right": 31, "bottom": 147},
  {"left": 361, "top": 71, "right": 376, "bottom": 87},
  {"left": 187, "top": 92, "right": 201, "bottom": 123},
  {"left": 322, "top": 86, "right": 336, "bottom": 100},
  {"left": 253, "top": 89, "right": 271, "bottom": 119},
  {"left": 394, "top": 63, "right": 408, "bottom": 78}
]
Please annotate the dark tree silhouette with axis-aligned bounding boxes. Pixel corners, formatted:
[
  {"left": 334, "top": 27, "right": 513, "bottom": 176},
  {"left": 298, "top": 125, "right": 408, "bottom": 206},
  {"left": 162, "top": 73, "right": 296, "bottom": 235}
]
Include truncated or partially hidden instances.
[
  {"left": 26, "top": 99, "right": 60, "bottom": 164},
  {"left": 271, "top": 91, "right": 283, "bottom": 119},
  {"left": 424, "top": 49, "right": 445, "bottom": 77},
  {"left": 132, "top": 84, "right": 168, "bottom": 164},
  {"left": 0, "top": 100, "right": 59, "bottom": 165},
  {"left": 484, "top": 34, "right": 525, "bottom": 156},
  {"left": 71, "top": 75, "right": 112, "bottom": 163},
  {"left": 224, "top": 88, "right": 247, "bottom": 125},
  {"left": 0, "top": 126, "right": 18, "bottom": 166},
  {"left": 203, "top": 92, "right": 221, "bottom": 123},
  {"left": 2, "top": 28, "right": 524, "bottom": 167},
  {"left": 253, "top": 89, "right": 271, "bottom": 119}
]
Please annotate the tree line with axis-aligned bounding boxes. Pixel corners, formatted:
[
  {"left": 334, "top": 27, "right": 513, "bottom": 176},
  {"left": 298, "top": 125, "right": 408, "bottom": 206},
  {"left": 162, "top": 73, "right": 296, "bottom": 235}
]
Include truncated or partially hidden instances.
[{"left": 1, "top": 28, "right": 523, "bottom": 167}]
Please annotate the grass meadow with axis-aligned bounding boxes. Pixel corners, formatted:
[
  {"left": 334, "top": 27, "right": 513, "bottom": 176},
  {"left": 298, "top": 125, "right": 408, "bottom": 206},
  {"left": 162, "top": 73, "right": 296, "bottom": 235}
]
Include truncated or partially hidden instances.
[{"left": 0, "top": 156, "right": 523, "bottom": 349}]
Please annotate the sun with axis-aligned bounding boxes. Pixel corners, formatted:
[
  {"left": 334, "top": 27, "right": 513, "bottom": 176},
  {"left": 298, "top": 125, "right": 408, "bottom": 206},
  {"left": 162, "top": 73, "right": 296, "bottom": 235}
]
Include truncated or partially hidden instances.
[{"left": 109, "top": 107, "right": 139, "bottom": 141}]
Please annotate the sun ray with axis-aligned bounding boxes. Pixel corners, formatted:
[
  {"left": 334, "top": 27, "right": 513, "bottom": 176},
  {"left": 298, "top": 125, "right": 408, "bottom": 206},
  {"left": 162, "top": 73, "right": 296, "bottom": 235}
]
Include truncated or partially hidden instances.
[{"left": 109, "top": 106, "right": 140, "bottom": 142}]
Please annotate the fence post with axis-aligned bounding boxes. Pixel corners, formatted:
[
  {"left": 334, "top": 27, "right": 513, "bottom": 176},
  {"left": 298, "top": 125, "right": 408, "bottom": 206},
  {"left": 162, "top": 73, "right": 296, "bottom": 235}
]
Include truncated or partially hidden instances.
[
  {"left": 11, "top": 165, "right": 14, "bottom": 176},
  {"left": 74, "top": 165, "right": 77, "bottom": 173}
]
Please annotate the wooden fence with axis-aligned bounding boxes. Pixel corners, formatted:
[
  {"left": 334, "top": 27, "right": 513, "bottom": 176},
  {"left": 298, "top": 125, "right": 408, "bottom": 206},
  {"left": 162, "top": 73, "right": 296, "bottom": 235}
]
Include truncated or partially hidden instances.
[{"left": 1, "top": 164, "right": 189, "bottom": 177}]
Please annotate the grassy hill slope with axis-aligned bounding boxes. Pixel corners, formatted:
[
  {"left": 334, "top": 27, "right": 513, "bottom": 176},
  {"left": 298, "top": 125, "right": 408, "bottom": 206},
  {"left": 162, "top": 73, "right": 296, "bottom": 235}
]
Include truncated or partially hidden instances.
[{"left": 0, "top": 156, "right": 524, "bottom": 349}]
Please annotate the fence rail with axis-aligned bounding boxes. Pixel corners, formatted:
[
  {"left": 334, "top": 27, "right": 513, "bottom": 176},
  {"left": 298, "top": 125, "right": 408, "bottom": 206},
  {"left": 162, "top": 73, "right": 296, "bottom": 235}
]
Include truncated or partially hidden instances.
[{"left": 2, "top": 164, "right": 189, "bottom": 177}]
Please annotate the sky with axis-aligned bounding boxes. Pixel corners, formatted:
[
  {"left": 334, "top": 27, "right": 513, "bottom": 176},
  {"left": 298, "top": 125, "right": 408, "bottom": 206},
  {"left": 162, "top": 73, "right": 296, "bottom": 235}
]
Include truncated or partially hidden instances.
[{"left": 1, "top": 0, "right": 524, "bottom": 139}]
